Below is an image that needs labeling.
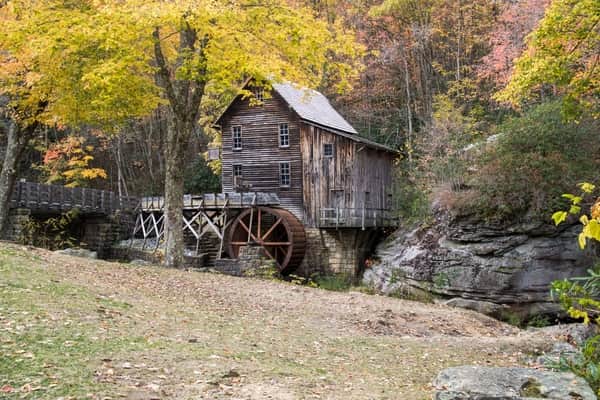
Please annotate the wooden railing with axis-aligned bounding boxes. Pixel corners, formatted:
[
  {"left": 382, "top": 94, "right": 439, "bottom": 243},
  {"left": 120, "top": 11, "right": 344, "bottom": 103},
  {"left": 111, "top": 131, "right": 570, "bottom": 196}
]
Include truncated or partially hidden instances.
[
  {"left": 9, "top": 181, "right": 138, "bottom": 215},
  {"left": 319, "top": 207, "right": 397, "bottom": 229},
  {"left": 140, "top": 192, "right": 280, "bottom": 211}
]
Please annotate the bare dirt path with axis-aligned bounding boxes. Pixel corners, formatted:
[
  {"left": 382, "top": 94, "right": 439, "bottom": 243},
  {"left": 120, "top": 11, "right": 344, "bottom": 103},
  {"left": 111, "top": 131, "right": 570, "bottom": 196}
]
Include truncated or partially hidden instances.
[{"left": 0, "top": 243, "right": 557, "bottom": 399}]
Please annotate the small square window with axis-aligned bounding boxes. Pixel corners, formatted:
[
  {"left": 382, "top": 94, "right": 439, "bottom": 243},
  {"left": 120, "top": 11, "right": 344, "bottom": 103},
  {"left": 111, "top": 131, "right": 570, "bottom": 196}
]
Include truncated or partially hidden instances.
[
  {"left": 233, "top": 164, "right": 242, "bottom": 178},
  {"left": 279, "top": 123, "right": 289, "bottom": 147},
  {"left": 279, "top": 162, "right": 291, "bottom": 187},
  {"left": 232, "top": 126, "right": 242, "bottom": 150},
  {"left": 324, "top": 143, "right": 334, "bottom": 157}
]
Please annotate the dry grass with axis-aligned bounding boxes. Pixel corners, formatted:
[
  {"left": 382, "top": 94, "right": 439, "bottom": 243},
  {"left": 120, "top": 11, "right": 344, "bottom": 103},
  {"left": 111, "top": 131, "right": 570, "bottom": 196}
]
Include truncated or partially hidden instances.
[{"left": 0, "top": 242, "right": 556, "bottom": 399}]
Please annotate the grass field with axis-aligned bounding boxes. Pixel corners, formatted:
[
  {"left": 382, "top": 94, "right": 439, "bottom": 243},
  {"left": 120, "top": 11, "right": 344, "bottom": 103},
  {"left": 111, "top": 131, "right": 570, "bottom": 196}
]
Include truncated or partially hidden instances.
[{"left": 0, "top": 243, "right": 555, "bottom": 399}]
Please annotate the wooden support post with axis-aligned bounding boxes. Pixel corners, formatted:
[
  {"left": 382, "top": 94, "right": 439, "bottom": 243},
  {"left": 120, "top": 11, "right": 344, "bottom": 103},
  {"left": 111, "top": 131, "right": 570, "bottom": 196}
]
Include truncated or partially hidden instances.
[
  {"left": 362, "top": 205, "right": 366, "bottom": 231},
  {"left": 217, "top": 195, "right": 229, "bottom": 260}
]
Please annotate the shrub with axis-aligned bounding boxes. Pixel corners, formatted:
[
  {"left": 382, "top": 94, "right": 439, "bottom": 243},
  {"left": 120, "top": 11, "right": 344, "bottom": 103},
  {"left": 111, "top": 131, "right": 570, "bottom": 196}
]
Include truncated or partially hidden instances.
[
  {"left": 551, "top": 183, "right": 600, "bottom": 395},
  {"left": 19, "top": 209, "right": 80, "bottom": 250},
  {"left": 472, "top": 101, "right": 600, "bottom": 221},
  {"left": 184, "top": 158, "right": 221, "bottom": 194},
  {"left": 554, "top": 335, "right": 600, "bottom": 395}
]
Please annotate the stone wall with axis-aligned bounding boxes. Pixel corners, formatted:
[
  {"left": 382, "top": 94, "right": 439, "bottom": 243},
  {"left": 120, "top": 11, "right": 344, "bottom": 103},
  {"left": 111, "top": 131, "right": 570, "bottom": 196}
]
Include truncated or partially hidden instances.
[
  {"left": 81, "top": 211, "right": 133, "bottom": 258},
  {"left": 2, "top": 208, "right": 31, "bottom": 242},
  {"left": 214, "top": 245, "right": 273, "bottom": 276},
  {"left": 299, "top": 228, "right": 384, "bottom": 277}
]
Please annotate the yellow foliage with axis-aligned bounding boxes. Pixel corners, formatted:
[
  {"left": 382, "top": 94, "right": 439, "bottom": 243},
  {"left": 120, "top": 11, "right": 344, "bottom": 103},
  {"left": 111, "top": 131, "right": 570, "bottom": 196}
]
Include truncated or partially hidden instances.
[
  {"left": 591, "top": 199, "right": 600, "bottom": 220},
  {"left": 0, "top": 0, "right": 363, "bottom": 129},
  {"left": 39, "top": 136, "right": 106, "bottom": 187}
]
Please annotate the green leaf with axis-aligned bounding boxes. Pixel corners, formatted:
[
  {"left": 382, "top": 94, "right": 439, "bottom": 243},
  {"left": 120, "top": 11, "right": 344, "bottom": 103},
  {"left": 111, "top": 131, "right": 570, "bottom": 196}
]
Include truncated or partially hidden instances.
[
  {"left": 579, "top": 231, "right": 587, "bottom": 249},
  {"left": 552, "top": 211, "right": 568, "bottom": 225},
  {"left": 580, "top": 182, "right": 596, "bottom": 194},
  {"left": 569, "top": 205, "right": 581, "bottom": 214},
  {"left": 586, "top": 220, "right": 600, "bottom": 242}
]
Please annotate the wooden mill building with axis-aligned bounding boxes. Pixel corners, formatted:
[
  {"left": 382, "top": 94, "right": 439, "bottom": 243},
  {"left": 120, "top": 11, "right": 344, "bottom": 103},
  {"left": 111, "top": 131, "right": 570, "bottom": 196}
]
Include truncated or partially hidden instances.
[{"left": 214, "top": 80, "right": 398, "bottom": 275}]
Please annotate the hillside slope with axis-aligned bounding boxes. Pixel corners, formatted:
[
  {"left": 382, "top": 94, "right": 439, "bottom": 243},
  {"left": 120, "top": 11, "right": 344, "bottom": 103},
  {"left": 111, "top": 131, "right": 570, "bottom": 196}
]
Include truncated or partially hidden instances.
[{"left": 0, "top": 243, "right": 555, "bottom": 399}]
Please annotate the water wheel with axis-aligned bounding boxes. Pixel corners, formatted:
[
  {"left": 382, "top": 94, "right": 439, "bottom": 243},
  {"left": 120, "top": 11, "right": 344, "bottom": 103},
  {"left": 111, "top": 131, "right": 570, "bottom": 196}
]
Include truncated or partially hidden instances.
[{"left": 227, "top": 207, "right": 306, "bottom": 274}]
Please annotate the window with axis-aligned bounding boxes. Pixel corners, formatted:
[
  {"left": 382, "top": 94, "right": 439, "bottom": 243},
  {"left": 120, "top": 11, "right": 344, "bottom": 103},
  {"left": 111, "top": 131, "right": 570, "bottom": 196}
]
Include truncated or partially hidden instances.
[
  {"left": 233, "top": 164, "right": 242, "bottom": 178},
  {"left": 279, "top": 123, "right": 289, "bottom": 147},
  {"left": 232, "top": 126, "right": 242, "bottom": 150},
  {"left": 324, "top": 143, "right": 334, "bottom": 157},
  {"left": 233, "top": 164, "right": 242, "bottom": 186},
  {"left": 279, "top": 162, "right": 291, "bottom": 187}
]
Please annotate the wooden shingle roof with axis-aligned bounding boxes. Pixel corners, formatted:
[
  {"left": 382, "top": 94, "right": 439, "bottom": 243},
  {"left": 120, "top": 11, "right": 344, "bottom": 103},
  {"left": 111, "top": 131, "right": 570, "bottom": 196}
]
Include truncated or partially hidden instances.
[
  {"left": 215, "top": 79, "right": 398, "bottom": 154},
  {"left": 271, "top": 82, "right": 357, "bottom": 135}
]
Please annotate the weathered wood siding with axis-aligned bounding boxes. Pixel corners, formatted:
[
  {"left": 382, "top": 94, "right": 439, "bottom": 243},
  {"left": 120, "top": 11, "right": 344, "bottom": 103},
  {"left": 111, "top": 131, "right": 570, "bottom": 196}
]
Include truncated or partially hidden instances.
[
  {"left": 220, "top": 92, "right": 304, "bottom": 220},
  {"left": 300, "top": 124, "right": 394, "bottom": 227}
]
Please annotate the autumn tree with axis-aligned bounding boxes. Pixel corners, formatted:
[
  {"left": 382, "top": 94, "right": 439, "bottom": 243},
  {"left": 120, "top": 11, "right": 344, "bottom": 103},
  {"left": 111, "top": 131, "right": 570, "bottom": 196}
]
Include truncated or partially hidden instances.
[
  {"left": 39, "top": 136, "right": 107, "bottom": 188},
  {"left": 0, "top": 1, "right": 157, "bottom": 234},
  {"left": 477, "top": 0, "right": 550, "bottom": 90},
  {"left": 1, "top": 0, "right": 362, "bottom": 267},
  {"left": 498, "top": 0, "right": 600, "bottom": 116}
]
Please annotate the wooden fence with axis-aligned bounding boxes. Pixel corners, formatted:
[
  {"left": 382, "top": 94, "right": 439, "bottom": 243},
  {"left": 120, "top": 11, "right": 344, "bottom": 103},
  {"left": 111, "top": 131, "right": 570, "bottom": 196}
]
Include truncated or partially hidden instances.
[{"left": 9, "top": 181, "right": 138, "bottom": 215}]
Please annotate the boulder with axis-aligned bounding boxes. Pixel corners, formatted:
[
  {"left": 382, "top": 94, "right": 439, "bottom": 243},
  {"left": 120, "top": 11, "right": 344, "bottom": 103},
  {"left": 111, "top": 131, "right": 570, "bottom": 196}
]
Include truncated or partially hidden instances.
[
  {"left": 442, "top": 298, "right": 508, "bottom": 318},
  {"left": 529, "top": 323, "right": 598, "bottom": 346},
  {"left": 433, "top": 366, "right": 596, "bottom": 400},
  {"left": 54, "top": 247, "right": 98, "bottom": 259},
  {"left": 364, "top": 210, "right": 597, "bottom": 317},
  {"left": 535, "top": 341, "right": 581, "bottom": 367}
]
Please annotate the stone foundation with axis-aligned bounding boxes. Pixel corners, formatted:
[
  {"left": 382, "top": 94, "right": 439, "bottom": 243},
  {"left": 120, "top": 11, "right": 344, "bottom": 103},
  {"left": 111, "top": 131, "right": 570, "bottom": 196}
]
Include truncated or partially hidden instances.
[
  {"left": 214, "top": 245, "right": 273, "bottom": 276},
  {"left": 3, "top": 208, "right": 32, "bottom": 241},
  {"left": 299, "top": 228, "right": 384, "bottom": 277},
  {"left": 81, "top": 212, "right": 133, "bottom": 258}
]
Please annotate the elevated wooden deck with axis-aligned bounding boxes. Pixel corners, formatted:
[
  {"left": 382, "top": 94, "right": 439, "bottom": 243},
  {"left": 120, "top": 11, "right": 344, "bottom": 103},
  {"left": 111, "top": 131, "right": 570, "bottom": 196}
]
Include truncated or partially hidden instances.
[
  {"left": 140, "top": 192, "right": 280, "bottom": 211},
  {"left": 9, "top": 181, "right": 137, "bottom": 216},
  {"left": 319, "top": 207, "right": 397, "bottom": 229}
]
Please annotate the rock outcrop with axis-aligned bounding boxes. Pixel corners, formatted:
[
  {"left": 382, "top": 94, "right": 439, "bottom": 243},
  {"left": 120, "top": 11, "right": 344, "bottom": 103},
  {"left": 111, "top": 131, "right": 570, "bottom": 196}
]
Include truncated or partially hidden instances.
[
  {"left": 433, "top": 366, "right": 596, "bottom": 400},
  {"left": 363, "top": 211, "right": 598, "bottom": 317}
]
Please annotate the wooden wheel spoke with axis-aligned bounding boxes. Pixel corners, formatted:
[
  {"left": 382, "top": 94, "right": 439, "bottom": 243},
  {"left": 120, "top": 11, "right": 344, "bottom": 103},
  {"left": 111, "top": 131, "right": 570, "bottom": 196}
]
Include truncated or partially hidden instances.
[
  {"left": 261, "top": 246, "right": 279, "bottom": 266},
  {"left": 227, "top": 207, "right": 305, "bottom": 274},
  {"left": 278, "top": 246, "right": 288, "bottom": 256},
  {"left": 257, "top": 208, "right": 261, "bottom": 238},
  {"left": 238, "top": 219, "right": 259, "bottom": 242},
  {"left": 262, "top": 217, "right": 282, "bottom": 241}
]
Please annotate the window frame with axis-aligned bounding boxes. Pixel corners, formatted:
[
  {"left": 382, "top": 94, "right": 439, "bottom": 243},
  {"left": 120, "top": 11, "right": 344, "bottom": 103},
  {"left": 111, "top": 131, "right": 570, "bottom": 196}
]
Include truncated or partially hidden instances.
[
  {"left": 279, "top": 161, "right": 291, "bottom": 188},
  {"left": 233, "top": 164, "right": 243, "bottom": 178},
  {"left": 233, "top": 164, "right": 243, "bottom": 187},
  {"left": 323, "top": 143, "right": 334, "bottom": 158},
  {"left": 232, "top": 125, "right": 242, "bottom": 151},
  {"left": 279, "top": 123, "right": 290, "bottom": 148}
]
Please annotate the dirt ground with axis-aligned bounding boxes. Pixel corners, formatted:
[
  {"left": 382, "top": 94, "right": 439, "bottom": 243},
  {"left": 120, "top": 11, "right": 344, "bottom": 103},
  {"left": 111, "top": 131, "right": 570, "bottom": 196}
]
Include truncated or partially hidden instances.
[{"left": 0, "top": 243, "right": 559, "bottom": 399}]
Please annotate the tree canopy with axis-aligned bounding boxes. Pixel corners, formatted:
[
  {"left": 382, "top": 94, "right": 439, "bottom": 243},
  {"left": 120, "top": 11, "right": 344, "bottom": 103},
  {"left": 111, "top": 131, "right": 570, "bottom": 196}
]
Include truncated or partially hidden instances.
[
  {"left": 0, "top": 0, "right": 362, "bottom": 129},
  {"left": 498, "top": 0, "right": 600, "bottom": 117}
]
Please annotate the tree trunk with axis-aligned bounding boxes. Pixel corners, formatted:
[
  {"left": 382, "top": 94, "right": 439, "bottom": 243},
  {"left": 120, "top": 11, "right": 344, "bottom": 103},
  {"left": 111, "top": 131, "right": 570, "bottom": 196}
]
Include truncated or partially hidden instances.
[
  {"left": 401, "top": 46, "right": 413, "bottom": 165},
  {"left": 163, "top": 117, "right": 192, "bottom": 268},
  {"left": 0, "top": 120, "right": 33, "bottom": 236},
  {"left": 152, "top": 23, "right": 208, "bottom": 268}
]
